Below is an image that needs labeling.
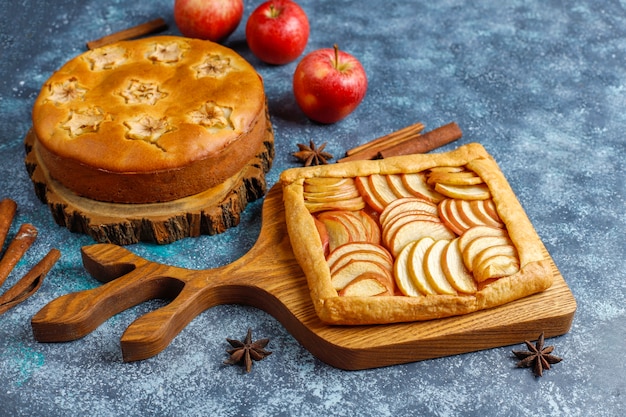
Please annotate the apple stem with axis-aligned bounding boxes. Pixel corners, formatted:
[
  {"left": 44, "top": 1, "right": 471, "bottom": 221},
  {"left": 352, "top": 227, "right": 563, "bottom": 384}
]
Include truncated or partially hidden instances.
[
  {"left": 333, "top": 44, "right": 339, "bottom": 69},
  {"left": 269, "top": 4, "right": 281, "bottom": 18}
]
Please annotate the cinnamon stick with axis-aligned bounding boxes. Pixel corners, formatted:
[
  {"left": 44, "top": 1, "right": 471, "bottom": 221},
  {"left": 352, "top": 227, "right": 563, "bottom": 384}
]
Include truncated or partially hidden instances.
[
  {"left": 338, "top": 122, "right": 425, "bottom": 163},
  {"left": 0, "top": 248, "right": 60, "bottom": 315},
  {"left": 377, "top": 122, "right": 463, "bottom": 159},
  {"left": 0, "top": 223, "right": 37, "bottom": 288},
  {"left": 86, "top": 18, "right": 168, "bottom": 50},
  {"left": 344, "top": 122, "right": 425, "bottom": 157},
  {"left": 0, "top": 198, "right": 17, "bottom": 250}
]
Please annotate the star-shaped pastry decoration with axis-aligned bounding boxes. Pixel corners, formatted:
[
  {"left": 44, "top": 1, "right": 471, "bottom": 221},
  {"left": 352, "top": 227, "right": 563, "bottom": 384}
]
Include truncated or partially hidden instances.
[
  {"left": 148, "top": 42, "right": 185, "bottom": 63},
  {"left": 188, "top": 102, "right": 232, "bottom": 130},
  {"left": 84, "top": 45, "right": 127, "bottom": 71},
  {"left": 120, "top": 80, "right": 167, "bottom": 105},
  {"left": 193, "top": 54, "right": 232, "bottom": 78},
  {"left": 48, "top": 78, "right": 88, "bottom": 104},
  {"left": 124, "top": 115, "right": 171, "bottom": 143},
  {"left": 62, "top": 108, "right": 105, "bottom": 137}
]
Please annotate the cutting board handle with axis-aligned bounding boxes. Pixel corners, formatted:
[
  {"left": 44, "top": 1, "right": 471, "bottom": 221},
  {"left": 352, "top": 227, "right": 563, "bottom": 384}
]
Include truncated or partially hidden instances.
[
  {"left": 30, "top": 194, "right": 307, "bottom": 362},
  {"left": 31, "top": 245, "right": 190, "bottom": 344}
]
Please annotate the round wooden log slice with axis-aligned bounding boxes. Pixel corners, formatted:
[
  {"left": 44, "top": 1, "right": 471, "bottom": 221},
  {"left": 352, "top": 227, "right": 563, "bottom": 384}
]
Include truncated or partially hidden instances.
[{"left": 24, "top": 123, "right": 274, "bottom": 245}]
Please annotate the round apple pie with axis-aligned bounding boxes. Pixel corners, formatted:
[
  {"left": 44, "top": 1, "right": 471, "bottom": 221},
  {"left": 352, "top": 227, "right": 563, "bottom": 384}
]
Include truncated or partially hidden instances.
[{"left": 31, "top": 36, "right": 269, "bottom": 204}]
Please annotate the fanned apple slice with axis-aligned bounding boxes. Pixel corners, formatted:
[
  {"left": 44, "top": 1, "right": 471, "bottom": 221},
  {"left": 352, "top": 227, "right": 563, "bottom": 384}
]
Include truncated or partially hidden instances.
[
  {"left": 471, "top": 244, "right": 518, "bottom": 273},
  {"left": 321, "top": 210, "right": 381, "bottom": 245},
  {"left": 386, "top": 174, "right": 414, "bottom": 198},
  {"left": 437, "top": 199, "right": 466, "bottom": 236},
  {"left": 382, "top": 212, "right": 440, "bottom": 249},
  {"left": 304, "top": 177, "right": 352, "bottom": 188},
  {"left": 428, "top": 166, "right": 465, "bottom": 174},
  {"left": 368, "top": 174, "right": 398, "bottom": 207},
  {"left": 394, "top": 240, "right": 422, "bottom": 297},
  {"left": 462, "top": 235, "right": 513, "bottom": 272},
  {"left": 302, "top": 177, "right": 356, "bottom": 194},
  {"left": 355, "top": 176, "right": 386, "bottom": 213},
  {"left": 317, "top": 216, "right": 352, "bottom": 253},
  {"left": 408, "top": 237, "right": 437, "bottom": 295},
  {"left": 328, "top": 242, "right": 394, "bottom": 275},
  {"left": 427, "top": 170, "right": 484, "bottom": 186},
  {"left": 445, "top": 198, "right": 472, "bottom": 234},
  {"left": 434, "top": 182, "right": 491, "bottom": 200},
  {"left": 470, "top": 199, "right": 503, "bottom": 226},
  {"left": 441, "top": 238, "right": 477, "bottom": 294},
  {"left": 318, "top": 211, "right": 357, "bottom": 236},
  {"left": 341, "top": 209, "right": 370, "bottom": 226},
  {"left": 372, "top": 264, "right": 397, "bottom": 295},
  {"left": 303, "top": 186, "right": 361, "bottom": 203},
  {"left": 337, "top": 210, "right": 371, "bottom": 242},
  {"left": 331, "top": 259, "right": 392, "bottom": 291},
  {"left": 483, "top": 199, "right": 503, "bottom": 224},
  {"left": 326, "top": 242, "right": 392, "bottom": 266},
  {"left": 400, "top": 173, "right": 445, "bottom": 203},
  {"left": 474, "top": 255, "right": 520, "bottom": 282},
  {"left": 303, "top": 177, "right": 358, "bottom": 194},
  {"left": 303, "top": 178, "right": 363, "bottom": 211},
  {"left": 469, "top": 200, "right": 504, "bottom": 228},
  {"left": 456, "top": 199, "right": 491, "bottom": 228},
  {"left": 356, "top": 210, "right": 382, "bottom": 244},
  {"left": 330, "top": 249, "right": 394, "bottom": 275},
  {"left": 437, "top": 199, "right": 463, "bottom": 236},
  {"left": 318, "top": 211, "right": 366, "bottom": 243},
  {"left": 304, "top": 196, "right": 366, "bottom": 213},
  {"left": 389, "top": 220, "right": 456, "bottom": 257},
  {"left": 424, "top": 239, "right": 457, "bottom": 295},
  {"left": 338, "top": 272, "right": 390, "bottom": 297},
  {"left": 379, "top": 197, "right": 438, "bottom": 227},
  {"left": 469, "top": 199, "right": 504, "bottom": 228},
  {"left": 313, "top": 216, "right": 330, "bottom": 256},
  {"left": 458, "top": 225, "right": 509, "bottom": 254}
]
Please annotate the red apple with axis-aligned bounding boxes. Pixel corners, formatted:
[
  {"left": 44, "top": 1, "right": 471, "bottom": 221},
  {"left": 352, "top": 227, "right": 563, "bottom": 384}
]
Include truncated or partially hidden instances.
[
  {"left": 246, "top": 0, "right": 309, "bottom": 65},
  {"left": 293, "top": 45, "right": 367, "bottom": 124},
  {"left": 174, "top": 0, "right": 244, "bottom": 42}
]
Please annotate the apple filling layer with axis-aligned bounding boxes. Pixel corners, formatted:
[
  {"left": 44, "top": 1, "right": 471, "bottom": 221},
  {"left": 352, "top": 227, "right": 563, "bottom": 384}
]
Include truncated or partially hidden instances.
[{"left": 281, "top": 143, "right": 553, "bottom": 325}]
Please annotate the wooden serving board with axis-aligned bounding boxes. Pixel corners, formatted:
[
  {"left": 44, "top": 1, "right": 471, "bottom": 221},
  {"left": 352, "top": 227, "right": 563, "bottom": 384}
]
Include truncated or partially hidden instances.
[{"left": 31, "top": 185, "right": 576, "bottom": 370}]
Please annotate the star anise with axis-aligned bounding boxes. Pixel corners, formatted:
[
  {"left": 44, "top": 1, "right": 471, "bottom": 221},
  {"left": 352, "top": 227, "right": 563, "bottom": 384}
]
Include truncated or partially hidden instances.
[
  {"left": 224, "top": 328, "right": 272, "bottom": 373},
  {"left": 512, "top": 332, "right": 562, "bottom": 377},
  {"left": 293, "top": 140, "right": 333, "bottom": 166}
]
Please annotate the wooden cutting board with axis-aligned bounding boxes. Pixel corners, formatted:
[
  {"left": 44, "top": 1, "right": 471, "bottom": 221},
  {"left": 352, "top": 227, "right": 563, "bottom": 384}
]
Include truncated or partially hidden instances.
[{"left": 31, "top": 184, "right": 576, "bottom": 370}]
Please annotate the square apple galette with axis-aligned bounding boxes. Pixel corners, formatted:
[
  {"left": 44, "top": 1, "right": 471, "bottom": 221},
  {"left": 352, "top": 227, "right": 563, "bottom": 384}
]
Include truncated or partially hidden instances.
[{"left": 280, "top": 143, "right": 553, "bottom": 325}]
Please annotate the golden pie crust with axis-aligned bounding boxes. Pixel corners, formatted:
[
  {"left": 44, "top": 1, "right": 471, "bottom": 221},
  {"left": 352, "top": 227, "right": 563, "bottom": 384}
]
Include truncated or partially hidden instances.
[
  {"left": 31, "top": 36, "right": 267, "bottom": 203},
  {"left": 280, "top": 143, "right": 552, "bottom": 325}
]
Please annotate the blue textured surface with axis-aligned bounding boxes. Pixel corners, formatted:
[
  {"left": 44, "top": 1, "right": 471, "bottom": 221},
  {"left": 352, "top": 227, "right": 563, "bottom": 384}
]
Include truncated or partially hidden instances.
[{"left": 1, "top": 1, "right": 625, "bottom": 416}]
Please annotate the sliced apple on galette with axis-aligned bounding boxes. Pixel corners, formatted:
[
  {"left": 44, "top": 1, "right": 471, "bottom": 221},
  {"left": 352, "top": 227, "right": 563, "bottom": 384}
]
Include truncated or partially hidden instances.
[{"left": 280, "top": 143, "right": 553, "bottom": 325}]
